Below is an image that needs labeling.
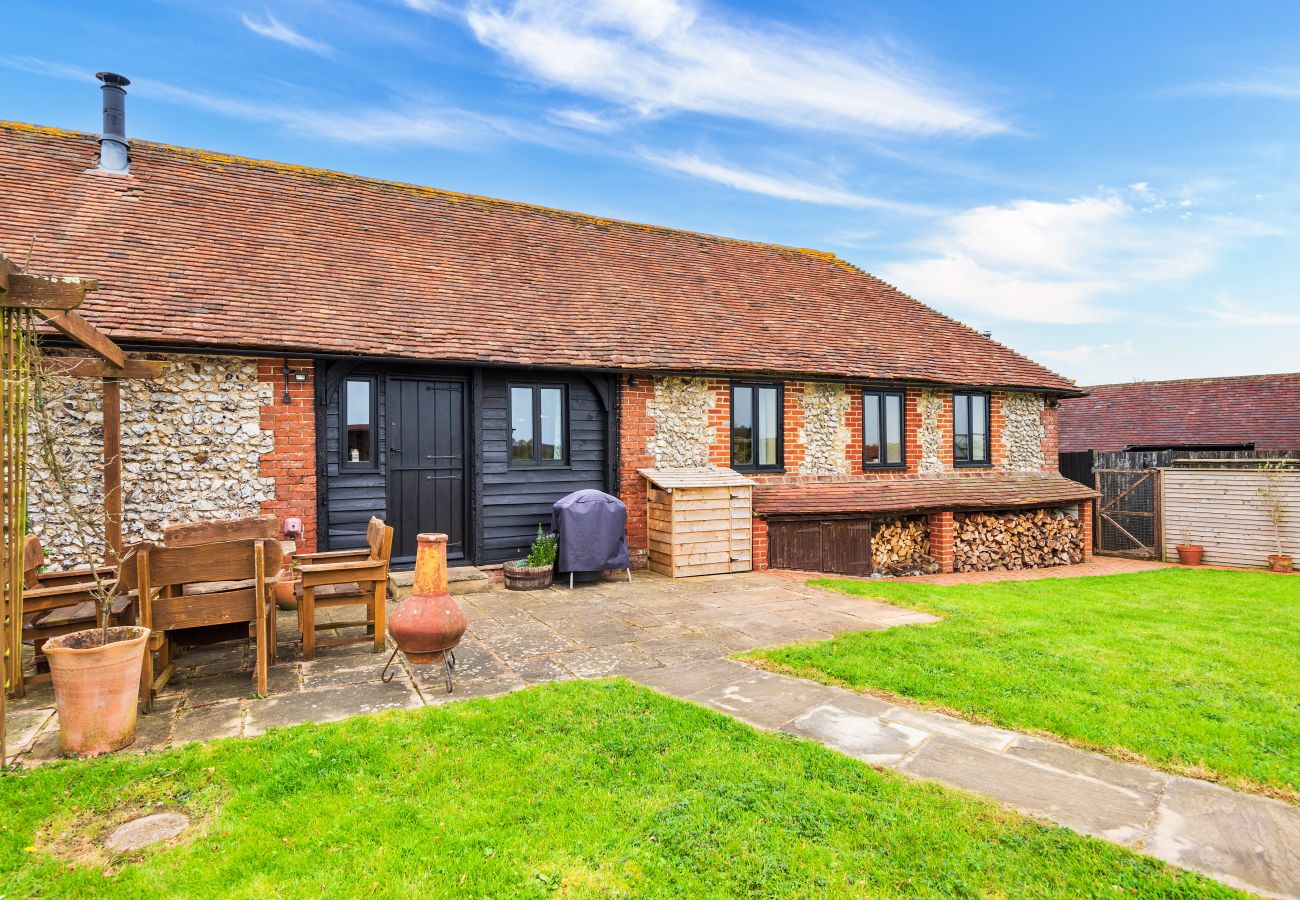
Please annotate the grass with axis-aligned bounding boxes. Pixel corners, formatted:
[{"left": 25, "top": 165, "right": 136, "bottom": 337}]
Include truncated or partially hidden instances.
[
  {"left": 0, "top": 680, "right": 1236, "bottom": 898},
  {"left": 746, "top": 569, "right": 1298, "bottom": 800}
]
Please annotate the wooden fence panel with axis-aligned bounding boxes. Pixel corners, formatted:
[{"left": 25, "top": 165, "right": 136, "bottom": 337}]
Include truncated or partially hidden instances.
[{"left": 1162, "top": 469, "right": 1300, "bottom": 568}]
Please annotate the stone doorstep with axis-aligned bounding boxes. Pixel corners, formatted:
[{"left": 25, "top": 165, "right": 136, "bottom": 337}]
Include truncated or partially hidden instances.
[{"left": 388, "top": 566, "right": 490, "bottom": 600}]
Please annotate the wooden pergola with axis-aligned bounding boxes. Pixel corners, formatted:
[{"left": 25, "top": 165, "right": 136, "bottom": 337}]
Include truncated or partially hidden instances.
[{"left": 1, "top": 252, "right": 163, "bottom": 760}]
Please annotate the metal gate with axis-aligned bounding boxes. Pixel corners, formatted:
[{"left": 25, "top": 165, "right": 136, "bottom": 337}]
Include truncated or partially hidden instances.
[{"left": 1094, "top": 469, "right": 1161, "bottom": 558}]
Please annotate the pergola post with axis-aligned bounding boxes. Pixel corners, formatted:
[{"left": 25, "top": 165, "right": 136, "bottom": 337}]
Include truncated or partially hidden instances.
[{"left": 0, "top": 252, "right": 138, "bottom": 761}]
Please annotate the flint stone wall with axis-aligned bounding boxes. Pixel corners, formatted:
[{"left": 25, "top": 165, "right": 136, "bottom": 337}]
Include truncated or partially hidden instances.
[
  {"left": 27, "top": 354, "right": 275, "bottom": 568},
  {"left": 917, "top": 389, "right": 945, "bottom": 474},
  {"left": 798, "top": 383, "right": 851, "bottom": 476},
  {"left": 1000, "top": 392, "right": 1047, "bottom": 472},
  {"left": 647, "top": 377, "right": 715, "bottom": 467}
]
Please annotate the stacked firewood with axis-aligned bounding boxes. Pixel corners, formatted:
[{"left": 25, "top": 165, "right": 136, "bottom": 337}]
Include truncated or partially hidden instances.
[
  {"left": 953, "top": 508, "right": 1083, "bottom": 572},
  {"left": 871, "top": 516, "right": 940, "bottom": 575}
]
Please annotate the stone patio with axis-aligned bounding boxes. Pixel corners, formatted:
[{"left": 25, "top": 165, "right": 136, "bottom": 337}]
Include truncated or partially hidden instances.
[{"left": 6, "top": 567, "right": 1298, "bottom": 898}]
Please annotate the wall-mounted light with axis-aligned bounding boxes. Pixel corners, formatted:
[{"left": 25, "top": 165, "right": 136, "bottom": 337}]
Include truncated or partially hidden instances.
[
  {"left": 281, "top": 360, "right": 308, "bottom": 403},
  {"left": 628, "top": 375, "right": 638, "bottom": 387}
]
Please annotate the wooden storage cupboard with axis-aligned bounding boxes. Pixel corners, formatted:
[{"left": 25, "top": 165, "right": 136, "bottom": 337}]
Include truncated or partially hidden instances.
[{"left": 640, "top": 468, "right": 756, "bottom": 577}]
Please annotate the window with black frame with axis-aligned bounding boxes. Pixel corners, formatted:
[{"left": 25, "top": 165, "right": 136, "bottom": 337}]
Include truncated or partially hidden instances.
[
  {"left": 953, "top": 391, "right": 990, "bottom": 466},
  {"left": 731, "top": 382, "right": 782, "bottom": 471},
  {"left": 510, "top": 384, "right": 567, "bottom": 465},
  {"left": 863, "top": 390, "right": 905, "bottom": 468},
  {"left": 342, "top": 376, "right": 376, "bottom": 468}
]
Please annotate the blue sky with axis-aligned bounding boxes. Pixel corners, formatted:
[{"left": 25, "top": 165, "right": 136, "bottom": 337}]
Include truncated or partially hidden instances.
[{"left": 4, "top": 0, "right": 1299, "bottom": 385}]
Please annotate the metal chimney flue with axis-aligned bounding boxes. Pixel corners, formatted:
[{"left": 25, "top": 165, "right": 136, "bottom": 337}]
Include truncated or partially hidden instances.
[{"left": 95, "top": 71, "right": 130, "bottom": 173}]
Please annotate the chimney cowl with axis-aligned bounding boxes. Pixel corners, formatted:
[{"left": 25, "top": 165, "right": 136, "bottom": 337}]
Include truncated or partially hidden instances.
[{"left": 95, "top": 71, "right": 130, "bottom": 173}]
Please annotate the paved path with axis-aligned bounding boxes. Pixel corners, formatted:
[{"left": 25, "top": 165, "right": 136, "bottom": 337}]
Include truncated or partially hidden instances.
[{"left": 8, "top": 568, "right": 1298, "bottom": 897}]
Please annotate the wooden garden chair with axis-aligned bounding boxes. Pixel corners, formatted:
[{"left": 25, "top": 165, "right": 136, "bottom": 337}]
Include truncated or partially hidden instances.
[
  {"left": 294, "top": 517, "right": 393, "bottom": 660},
  {"left": 19, "top": 535, "right": 132, "bottom": 691},
  {"left": 117, "top": 536, "right": 283, "bottom": 712}
]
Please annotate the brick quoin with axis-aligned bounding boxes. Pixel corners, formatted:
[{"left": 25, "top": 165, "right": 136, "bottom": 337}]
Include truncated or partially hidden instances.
[
  {"left": 618, "top": 376, "right": 656, "bottom": 569},
  {"left": 258, "top": 358, "right": 318, "bottom": 553}
]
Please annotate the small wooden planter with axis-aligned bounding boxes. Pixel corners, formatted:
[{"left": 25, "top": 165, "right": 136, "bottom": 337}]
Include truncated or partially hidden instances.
[
  {"left": 641, "top": 467, "right": 755, "bottom": 578},
  {"left": 504, "top": 562, "right": 553, "bottom": 591}
]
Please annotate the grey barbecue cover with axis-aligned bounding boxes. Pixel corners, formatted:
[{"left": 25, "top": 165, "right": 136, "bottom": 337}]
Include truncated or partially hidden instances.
[{"left": 553, "top": 489, "right": 630, "bottom": 573}]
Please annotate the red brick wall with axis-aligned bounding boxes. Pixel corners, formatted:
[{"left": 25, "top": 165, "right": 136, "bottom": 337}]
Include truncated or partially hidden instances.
[
  {"left": 618, "top": 377, "right": 655, "bottom": 569},
  {"left": 1080, "top": 499, "right": 1094, "bottom": 559},
  {"left": 258, "top": 358, "right": 318, "bottom": 553},
  {"left": 1041, "top": 402, "right": 1060, "bottom": 472},
  {"left": 928, "top": 510, "right": 955, "bottom": 573}
]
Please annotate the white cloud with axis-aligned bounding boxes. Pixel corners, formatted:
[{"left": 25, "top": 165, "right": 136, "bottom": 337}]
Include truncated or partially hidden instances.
[
  {"left": 462, "top": 0, "right": 1004, "bottom": 137},
  {"left": 1193, "top": 300, "right": 1300, "bottom": 327},
  {"left": 135, "top": 78, "right": 509, "bottom": 148},
  {"left": 641, "top": 150, "right": 934, "bottom": 212},
  {"left": 1036, "top": 342, "right": 1134, "bottom": 367},
  {"left": 548, "top": 107, "right": 621, "bottom": 133},
  {"left": 880, "top": 190, "right": 1235, "bottom": 324},
  {"left": 240, "top": 12, "right": 333, "bottom": 55},
  {"left": 1173, "top": 68, "right": 1300, "bottom": 101}
]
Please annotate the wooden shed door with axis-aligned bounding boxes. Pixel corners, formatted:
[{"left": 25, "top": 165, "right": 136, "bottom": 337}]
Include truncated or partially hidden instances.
[
  {"left": 386, "top": 378, "right": 465, "bottom": 562},
  {"left": 767, "top": 518, "right": 871, "bottom": 575}
]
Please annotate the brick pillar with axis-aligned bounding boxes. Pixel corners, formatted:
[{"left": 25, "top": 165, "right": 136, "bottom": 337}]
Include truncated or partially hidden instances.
[
  {"left": 258, "top": 358, "right": 318, "bottom": 553},
  {"left": 618, "top": 376, "right": 655, "bottom": 569},
  {"left": 928, "top": 510, "right": 955, "bottom": 573},
  {"left": 752, "top": 516, "right": 769, "bottom": 571},
  {"left": 1080, "top": 499, "right": 1094, "bottom": 559}
]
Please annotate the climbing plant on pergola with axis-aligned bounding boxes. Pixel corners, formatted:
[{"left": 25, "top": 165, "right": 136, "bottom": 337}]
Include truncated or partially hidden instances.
[{"left": 1, "top": 252, "right": 162, "bottom": 761}]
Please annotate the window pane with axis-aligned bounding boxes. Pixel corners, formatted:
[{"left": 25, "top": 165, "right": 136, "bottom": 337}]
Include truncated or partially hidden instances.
[
  {"left": 971, "top": 394, "right": 987, "bottom": 461},
  {"left": 732, "top": 386, "right": 753, "bottom": 466},
  {"left": 884, "top": 393, "right": 903, "bottom": 464},
  {"left": 955, "top": 434, "right": 971, "bottom": 461},
  {"left": 345, "top": 379, "right": 372, "bottom": 463},
  {"left": 863, "top": 394, "right": 881, "bottom": 464},
  {"left": 757, "top": 387, "right": 779, "bottom": 467},
  {"left": 538, "top": 387, "right": 564, "bottom": 461},
  {"left": 510, "top": 387, "right": 534, "bottom": 461}
]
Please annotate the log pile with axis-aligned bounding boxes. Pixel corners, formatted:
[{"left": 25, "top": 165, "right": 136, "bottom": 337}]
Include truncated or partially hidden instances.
[
  {"left": 871, "top": 516, "right": 939, "bottom": 575},
  {"left": 954, "top": 508, "right": 1083, "bottom": 572}
]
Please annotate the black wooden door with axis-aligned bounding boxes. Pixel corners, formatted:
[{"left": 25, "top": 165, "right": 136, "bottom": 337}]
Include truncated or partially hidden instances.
[{"left": 386, "top": 378, "right": 466, "bottom": 562}]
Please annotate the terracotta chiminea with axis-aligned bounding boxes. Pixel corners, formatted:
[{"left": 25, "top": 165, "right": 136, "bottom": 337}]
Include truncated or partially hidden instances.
[{"left": 383, "top": 533, "right": 467, "bottom": 692}]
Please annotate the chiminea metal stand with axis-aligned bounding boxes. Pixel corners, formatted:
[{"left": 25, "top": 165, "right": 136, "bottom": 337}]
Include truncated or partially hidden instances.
[{"left": 380, "top": 533, "right": 467, "bottom": 693}]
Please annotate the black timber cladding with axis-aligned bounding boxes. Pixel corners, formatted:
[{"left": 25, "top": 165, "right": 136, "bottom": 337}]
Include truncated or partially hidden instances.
[{"left": 318, "top": 361, "right": 610, "bottom": 566}]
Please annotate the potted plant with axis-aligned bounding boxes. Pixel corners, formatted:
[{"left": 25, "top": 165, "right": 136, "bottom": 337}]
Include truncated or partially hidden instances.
[
  {"left": 42, "top": 584, "right": 150, "bottom": 757},
  {"left": 503, "top": 526, "right": 557, "bottom": 591},
  {"left": 274, "top": 553, "right": 300, "bottom": 610},
  {"left": 1175, "top": 528, "right": 1204, "bottom": 566},
  {"left": 1254, "top": 459, "right": 1294, "bottom": 573}
]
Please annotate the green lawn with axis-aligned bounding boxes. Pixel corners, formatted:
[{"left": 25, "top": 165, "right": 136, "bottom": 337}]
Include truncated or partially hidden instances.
[
  {"left": 746, "top": 569, "right": 1298, "bottom": 800},
  {"left": 0, "top": 680, "right": 1234, "bottom": 898}
]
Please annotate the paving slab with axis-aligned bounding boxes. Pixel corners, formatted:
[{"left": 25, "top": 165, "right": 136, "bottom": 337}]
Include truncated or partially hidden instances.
[
  {"left": 784, "top": 703, "right": 930, "bottom": 765},
  {"left": 1005, "top": 735, "right": 1168, "bottom": 797},
  {"left": 632, "top": 636, "right": 731, "bottom": 666},
  {"left": 550, "top": 643, "right": 663, "bottom": 678},
  {"left": 244, "top": 678, "right": 420, "bottom": 737},
  {"left": 900, "top": 735, "right": 1158, "bottom": 845},
  {"left": 554, "top": 619, "right": 647, "bottom": 648},
  {"left": 470, "top": 620, "right": 576, "bottom": 662},
  {"left": 511, "top": 655, "right": 574, "bottom": 684},
  {"left": 1145, "top": 776, "right": 1300, "bottom": 900},
  {"left": 171, "top": 703, "right": 244, "bottom": 745},
  {"left": 626, "top": 657, "right": 754, "bottom": 698},
  {"left": 881, "top": 706, "right": 1019, "bottom": 754},
  {"left": 689, "top": 668, "right": 842, "bottom": 731}
]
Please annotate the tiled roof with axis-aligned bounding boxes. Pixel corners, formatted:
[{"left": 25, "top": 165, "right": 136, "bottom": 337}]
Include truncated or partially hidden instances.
[
  {"left": 0, "top": 122, "right": 1077, "bottom": 392},
  {"left": 1059, "top": 373, "right": 1300, "bottom": 452},
  {"left": 754, "top": 473, "right": 1097, "bottom": 516}
]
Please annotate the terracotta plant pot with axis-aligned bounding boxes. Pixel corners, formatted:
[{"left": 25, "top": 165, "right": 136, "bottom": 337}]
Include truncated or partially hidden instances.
[
  {"left": 1175, "top": 544, "right": 1204, "bottom": 566},
  {"left": 274, "top": 577, "right": 299, "bottom": 611},
  {"left": 1267, "top": 554, "right": 1294, "bottom": 573},
  {"left": 503, "top": 561, "right": 553, "bottom": 591},
  {"left": 388, "top": 533, "right": 467, "bottom": 664},
  {"left": 42, "top": 625, "right": 150, "bottom": 757}
]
